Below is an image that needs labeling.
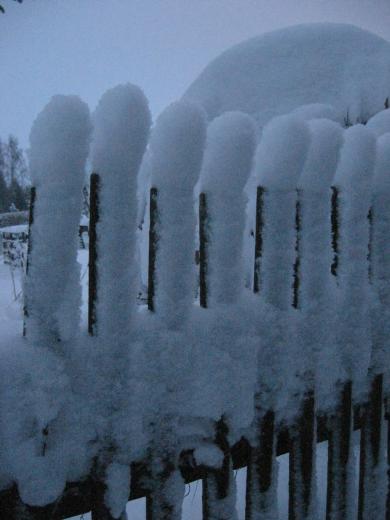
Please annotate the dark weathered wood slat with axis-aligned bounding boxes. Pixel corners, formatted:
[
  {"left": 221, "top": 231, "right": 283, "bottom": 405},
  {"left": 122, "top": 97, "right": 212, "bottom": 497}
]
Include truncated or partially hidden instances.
[
  {"left": 358, "top": 373, "right": 384, "bottom": 520},
  {"left": 288, "top": 392, "right": 316, "bottom": 520},
  {"left": 23, "top": 185, "right": 36, "bottom": 337},
  {"left": 88, "top": 173, "right": 100, "bottom": 336},
  {"left": 253, "top": 186, "right": 264, "bottom": 294},
  {"left": 245, "top": 409, "right": 276, "bottom": 520},
  {"left": 147, "top": 187, "right": 158, "bottom": 312},
  {"left": 202, "top": 419, "right": 236, "bottom": 520},
  {"left": 326, "top": 381, "right": 353, "bottom": 520},
  {"left": 330, "top": 186, "right": 339, "bottom": 278},
  {"left": 199, "top": 192, "right": 208, "bottom": 309}
]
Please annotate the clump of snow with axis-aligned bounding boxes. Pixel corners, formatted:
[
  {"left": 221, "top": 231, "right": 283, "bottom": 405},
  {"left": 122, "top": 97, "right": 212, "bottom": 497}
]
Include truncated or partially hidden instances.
[
  {"left": 297, "top": 119, "right": 344, "bottom": 403},
  {"left": 91, "top": 83, "right": 151, "bottom": 336},
  {"left": 149, "top": 100, "right": 206, "bottom": 327},
  {"left": 3, "top": 62, "right": 390, "bottom": 513},
  {"left": 198, "top": 111, "right": 256, "bottom": 305},
  {"left": 194, "top": 444, "right": 224, "bottom": 468},
  {"left": 366, "top": 108, "right": 390, "bottom": 137},
  {"left": 290, "top": 103, "right": 340, "bottom": 124},
  {"left": 105, "top": 462, "right": 131, "bottom": 519},
  {"left": 333, "top": 125, "right": 376, "bottom": 388},
  {"left": 254, "top": 114, "right": 310, "bottom": 309},
  {"left": 184, "top": 23, "right": 390, "bottom": 128},
  {"left": 27, "top": 95, "right": 92, "bottom": 345},
  {"left": 298, "top": 119, "right": 343, "bottom": 192},
  {"left": 90, "top": 84, "right": 151, "bottom": 482},
  {"left": 255, "top": 114, "right": 310, "bottom": 191}
]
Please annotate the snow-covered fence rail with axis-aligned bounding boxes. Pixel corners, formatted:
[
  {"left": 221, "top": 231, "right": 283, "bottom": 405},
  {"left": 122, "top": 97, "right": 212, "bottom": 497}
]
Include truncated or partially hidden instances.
[{"left": 1, "top": 88, "right": 390, "bottom": 520}]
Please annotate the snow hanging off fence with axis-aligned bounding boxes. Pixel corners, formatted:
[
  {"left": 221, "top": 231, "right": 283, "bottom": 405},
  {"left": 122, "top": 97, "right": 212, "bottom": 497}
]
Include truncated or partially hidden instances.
[
  {"left": 1, "top": 79, "right": 390, "bottom": 517},
  {"left": 27, "top": 95, "right": 92, "bottom": 345}
]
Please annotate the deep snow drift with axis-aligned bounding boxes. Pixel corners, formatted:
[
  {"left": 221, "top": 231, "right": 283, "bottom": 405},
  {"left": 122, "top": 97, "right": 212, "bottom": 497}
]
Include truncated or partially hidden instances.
[{"left": 184, "top": 23, "right": 390, "bottom": 128}]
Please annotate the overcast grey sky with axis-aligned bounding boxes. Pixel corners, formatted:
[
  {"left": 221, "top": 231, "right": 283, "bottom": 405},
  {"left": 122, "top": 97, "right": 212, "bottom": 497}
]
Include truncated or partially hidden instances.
[{"left": 1, "top": 0, "right": 390, "bottom": 148}]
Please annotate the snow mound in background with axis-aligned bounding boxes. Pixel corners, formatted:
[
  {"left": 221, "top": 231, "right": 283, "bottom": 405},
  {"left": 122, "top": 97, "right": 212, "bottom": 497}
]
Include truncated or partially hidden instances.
[{"left": 183, "top": 23, "right": 390, "bottom": 127}]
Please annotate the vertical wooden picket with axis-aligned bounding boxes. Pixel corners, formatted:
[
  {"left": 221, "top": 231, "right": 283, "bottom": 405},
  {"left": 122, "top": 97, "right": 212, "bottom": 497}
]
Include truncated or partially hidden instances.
[
  {"left": 148, "top": 187, "right": 158, "bottom": 312},
  {"left": 198, "top": 192, "right": 236, "bottom": 520},
  {"left": 330, "top": 186, "right": 339, "bottom": 278},
  {"left": 387, "top": 402, "right": 390, "bottom": 520},
  {"left": 91, "top": 476, "right": 116, "bottom": 520},
  {"left": 357, "top": 205, "right": 386, "bottom": 520},
  {"left": 326, "top": 186, "right": 354, "bottom": 520},
  {"left": 144, "top": 185, "right": 186, "bottom": 520},
  {"left": 246, "top": 186, "right": 278, "bottom": 520},
  {"left": 87, "top": 173, "right": 119, "bottom": 520},
  {"left": 88, "top": 173, "right": 100, "bottom": 336},
  {"left": 288, "top": 191, "right": 317, "bottom": 520},
  {"left": 326, "top": 380, "right": 353, "bottom": 520},
  {"left": 358, "top": 374, "right": 384, "bottom": 520},
  {"left": 245, "top": 410, "right": 276, "bottom": 520},
  {"left": 199, "top": 192, "right": 208, "bottom": 309},
  {"left": 202, "top": 418, "right": 236, "bottom": 520},
  {"left": 253, "top": 186, "right": 264, "bottom": 294},
  {"left": 288, "top": 392, "right": 316, "bottom": 520},
  {"left": 23, "top": 185, "right": 36, "bottom": 337}
]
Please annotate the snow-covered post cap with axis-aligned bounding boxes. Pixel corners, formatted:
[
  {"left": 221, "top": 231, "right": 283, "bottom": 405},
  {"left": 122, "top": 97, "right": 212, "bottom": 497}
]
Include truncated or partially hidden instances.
[
  {"left": 29, "top": 95, "right": 92, "bottom": 186},
  {"left": 366, "top": 109, "right": 390, "bottom": 138},
  {"left": 149, "top": 100, "right": 206, "bottom": 190},
  {"left": 27, "top": 95, "right": 92, "bottom": 344},
  {"left": 255, "top": 114, "right": 310, "bottom": 190},
  {"left": 298, "top": 119, "right": 343, "bottom": 192},
  {"left": 90, "top": 84, "right": 151, "bottom": 337},
  {"left": 373, "top": 133, "right": 390, "bottom": 193},
  {"left": 198, "top": 111, "right": 256, "bottom": 306},
  {"left": 198, "top": 111, "right": 256, "bottom": 194},
  {"left": 91, "top": 83, "right": 151, "bottom": 179},
  {"left": 290, "top": 103, "right": 340, "bottom": 124},
  {"left": 148, "top": 101, "right": 206, "bottom": 325},
  {"left": 333, "top": 124, "right": 376, "bottom": 192}
]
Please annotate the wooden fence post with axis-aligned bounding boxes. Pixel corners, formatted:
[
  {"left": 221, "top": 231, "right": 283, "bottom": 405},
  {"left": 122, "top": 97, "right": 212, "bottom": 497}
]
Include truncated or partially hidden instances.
[
  {"left": 23, "top": 185, "right": 36, "bottom": 337},
  {"left": 245, "top": 409, "right": 276, "bottom": 520},
  {"left": 357, "top": 206, "right": 385, "bottom": 520},
  {"left": 88, "top": 173, "right": 100, "bottom": 336},
  {"left": 199, "top": 192, "right": 208, "bottom": 309},
  {"left": 147, "top": 187, "right": 158, "bottom": 312},
  {"left": 358, "top": 373, "right": 384, "bottom": 520},
  {"left": 326, "top": 186, "right": 355, "bottom": 520},
  {"left": 253, "top": 186, "right": 264, "bottom": 294},
  {"left": 198, "top": 192, "right": 236, "bottom": 520},
  {"left": 246, "top": 186, "right": 279, "bottom": 519},
  {"left": 326, "top": 380, "right": 353, "bottom": 520},
  {"left": 288, "top": 190, "right": 317, "bottom": 520}
]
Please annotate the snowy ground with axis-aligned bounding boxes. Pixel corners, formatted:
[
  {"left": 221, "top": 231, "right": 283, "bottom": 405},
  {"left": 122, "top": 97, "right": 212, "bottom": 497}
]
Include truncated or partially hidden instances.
[{"left": 0, "top": 247, "right": 357, "bottom": 519}]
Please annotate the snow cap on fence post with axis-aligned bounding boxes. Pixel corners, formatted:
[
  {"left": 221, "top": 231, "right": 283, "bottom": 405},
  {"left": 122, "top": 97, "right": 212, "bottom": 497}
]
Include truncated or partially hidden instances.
[
  {"left": 27, "top": 95, "right": 92, "bottom": 345},
  {"left": 373, "top": 133, "right": 390, "bottom": 193},
  {"left": 298, "top": 119, "right": 343, "bottom": 192},
  {"left": 253, "top": 114, "right": 310, "bottom": 309},
  {"left": 366, "top": 108, "right": 390, "bottom": 138},
  {"left": 255, "top": 114, "right": 310, "bottom": 190},
  {"left": 198, "top": 111, "right": 257, "bottom": 305},
  {"left": 333, "top": 124, "right": 376, "bottom": 193},
  {"left": 91, "top": 84, "right": 151, "bottom": 339},
  {"left": 149, "top": 100, "right": 206, "bottom": 326}
]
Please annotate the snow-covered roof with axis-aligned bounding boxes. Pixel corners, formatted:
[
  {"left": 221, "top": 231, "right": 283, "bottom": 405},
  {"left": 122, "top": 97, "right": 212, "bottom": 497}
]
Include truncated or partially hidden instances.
[{"left": 183, "top": 23, "right": 390, "bottom": 127}]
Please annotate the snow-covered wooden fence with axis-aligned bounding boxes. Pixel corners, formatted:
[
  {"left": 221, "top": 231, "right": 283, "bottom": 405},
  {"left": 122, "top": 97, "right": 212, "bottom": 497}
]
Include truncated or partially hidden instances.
[{"left": 1, "top": 87, "right": 390, "bottom": 520}]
